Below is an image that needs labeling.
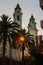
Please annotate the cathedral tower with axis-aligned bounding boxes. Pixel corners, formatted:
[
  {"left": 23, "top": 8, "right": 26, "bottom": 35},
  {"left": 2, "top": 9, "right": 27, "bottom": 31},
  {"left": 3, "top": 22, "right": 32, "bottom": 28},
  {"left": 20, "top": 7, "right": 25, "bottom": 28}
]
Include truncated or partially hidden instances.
[
  {"left": 27, "top": 15, "right": 38, "bottom": 36},
  {"left": 27, "top": 15, "right": 38, "bottom": 46},
  {"left": 13, "top": 4, "right": 23, "bottom": 29}
]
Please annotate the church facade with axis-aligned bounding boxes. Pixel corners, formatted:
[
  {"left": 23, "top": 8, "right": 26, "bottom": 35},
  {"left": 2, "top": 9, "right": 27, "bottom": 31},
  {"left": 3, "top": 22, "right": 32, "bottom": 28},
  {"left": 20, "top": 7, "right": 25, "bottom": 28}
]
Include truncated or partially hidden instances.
[{"left": 0, "top": 4, "right": 38, "bottom": 59}]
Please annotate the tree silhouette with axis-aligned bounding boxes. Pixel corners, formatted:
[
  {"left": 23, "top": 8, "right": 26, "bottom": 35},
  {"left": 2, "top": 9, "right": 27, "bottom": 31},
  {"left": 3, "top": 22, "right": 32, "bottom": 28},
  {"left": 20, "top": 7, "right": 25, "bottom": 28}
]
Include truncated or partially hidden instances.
[{"left": 0, "top": 14, "right": 20, "bottom": 58}]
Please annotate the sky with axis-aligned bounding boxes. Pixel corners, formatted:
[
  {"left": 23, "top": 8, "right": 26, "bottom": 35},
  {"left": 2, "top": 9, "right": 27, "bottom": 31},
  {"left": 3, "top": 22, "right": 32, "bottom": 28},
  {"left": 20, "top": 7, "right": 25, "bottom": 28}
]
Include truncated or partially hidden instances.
[{"left": 0, "top": 0, "right": 43, "bottom": 35}]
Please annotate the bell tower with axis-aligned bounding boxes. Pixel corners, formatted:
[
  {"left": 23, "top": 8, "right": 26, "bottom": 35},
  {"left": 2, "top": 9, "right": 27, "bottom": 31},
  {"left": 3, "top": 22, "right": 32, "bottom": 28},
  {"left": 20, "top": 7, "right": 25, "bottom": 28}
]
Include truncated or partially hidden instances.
[
  {"left": 13, "top": 4, "right": 23, "bottom": 29},
  {"left": 28, "top": 15, "right": 38, "bottom": 36},
  {"left": 27, "top": 15, "right": 38, "bottom": 46}
]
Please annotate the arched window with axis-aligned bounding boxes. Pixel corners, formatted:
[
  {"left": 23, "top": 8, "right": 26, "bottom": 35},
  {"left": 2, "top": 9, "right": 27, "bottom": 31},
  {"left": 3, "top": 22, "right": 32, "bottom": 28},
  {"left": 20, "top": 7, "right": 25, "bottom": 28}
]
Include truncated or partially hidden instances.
[{"left": 17, "top": 15, "right": 19, "bottom": 21}]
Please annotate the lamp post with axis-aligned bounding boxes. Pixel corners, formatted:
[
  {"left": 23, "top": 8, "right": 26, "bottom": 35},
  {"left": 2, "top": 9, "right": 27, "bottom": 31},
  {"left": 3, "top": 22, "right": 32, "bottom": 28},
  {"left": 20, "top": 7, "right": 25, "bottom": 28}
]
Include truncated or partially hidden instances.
[{"left": 18, "top": 35, "right": 26, "bottom": 65}]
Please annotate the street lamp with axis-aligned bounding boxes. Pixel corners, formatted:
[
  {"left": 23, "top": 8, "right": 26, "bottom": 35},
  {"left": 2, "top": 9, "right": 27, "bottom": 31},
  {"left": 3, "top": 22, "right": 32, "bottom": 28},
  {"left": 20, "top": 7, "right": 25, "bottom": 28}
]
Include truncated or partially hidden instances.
[
  {"left": 19, "top": 35, "right": 26, "bottom": 43},
  {"left": 18, "top": 35, "right": 26, "bottom": 65}
]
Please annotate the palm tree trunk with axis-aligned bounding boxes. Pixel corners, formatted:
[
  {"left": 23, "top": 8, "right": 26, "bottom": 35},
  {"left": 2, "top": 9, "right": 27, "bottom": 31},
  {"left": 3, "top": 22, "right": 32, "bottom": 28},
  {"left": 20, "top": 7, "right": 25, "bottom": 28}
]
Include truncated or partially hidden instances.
[
  {"left": 8, "top": 37, "right": 12, "bottom": 65},
  {"left": 2, "top": 36, "right": 6, "bottom": 65},
  {"left": 22, "top": 43, "right": 24, "bottom": 65},
  {"left": 3, "top": 37, "right": 6, "bottom": 58},
  {"left": 9, "top": 45, "right": 12, "bottom": 65}
]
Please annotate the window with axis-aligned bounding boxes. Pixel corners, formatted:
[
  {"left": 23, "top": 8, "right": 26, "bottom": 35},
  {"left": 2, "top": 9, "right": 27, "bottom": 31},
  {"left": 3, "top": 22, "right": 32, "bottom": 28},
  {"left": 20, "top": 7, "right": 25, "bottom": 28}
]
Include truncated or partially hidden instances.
[{"left": 17, "top": 15, "right": 19, "bottom": 21}]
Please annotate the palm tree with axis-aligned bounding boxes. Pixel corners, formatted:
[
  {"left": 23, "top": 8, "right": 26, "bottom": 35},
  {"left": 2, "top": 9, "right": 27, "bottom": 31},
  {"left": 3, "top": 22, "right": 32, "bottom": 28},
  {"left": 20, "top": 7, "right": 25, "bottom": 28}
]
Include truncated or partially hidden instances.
[
  {"left": 19, "top": 29, "right": 34, "bottom": 64},
  {"left": 0, "top": 14, "right": 20, "bottom": 58},
  {"left": 20, "top": 29, "right": 34, "bottom": 46}
]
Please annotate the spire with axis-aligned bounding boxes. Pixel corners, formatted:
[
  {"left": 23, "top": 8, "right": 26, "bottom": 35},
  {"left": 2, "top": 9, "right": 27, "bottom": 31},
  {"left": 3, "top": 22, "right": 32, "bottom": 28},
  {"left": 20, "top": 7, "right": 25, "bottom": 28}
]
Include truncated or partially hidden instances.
[
  {"left": 15, "top": 4, "right": 21, "bottom": 11},
  {"left": 30, "top": 14, "right": 35, "bottom": 21},
  {"left": 15, "top": 0, "right": 21, "bottom": 11}
]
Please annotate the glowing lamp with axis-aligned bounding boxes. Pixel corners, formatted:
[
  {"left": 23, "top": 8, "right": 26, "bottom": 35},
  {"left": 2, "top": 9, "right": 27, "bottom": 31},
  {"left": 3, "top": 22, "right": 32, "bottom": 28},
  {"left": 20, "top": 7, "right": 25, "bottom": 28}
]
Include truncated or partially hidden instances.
[{"left": 19, "top": 35, "right": 26, "bottom": 43}]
